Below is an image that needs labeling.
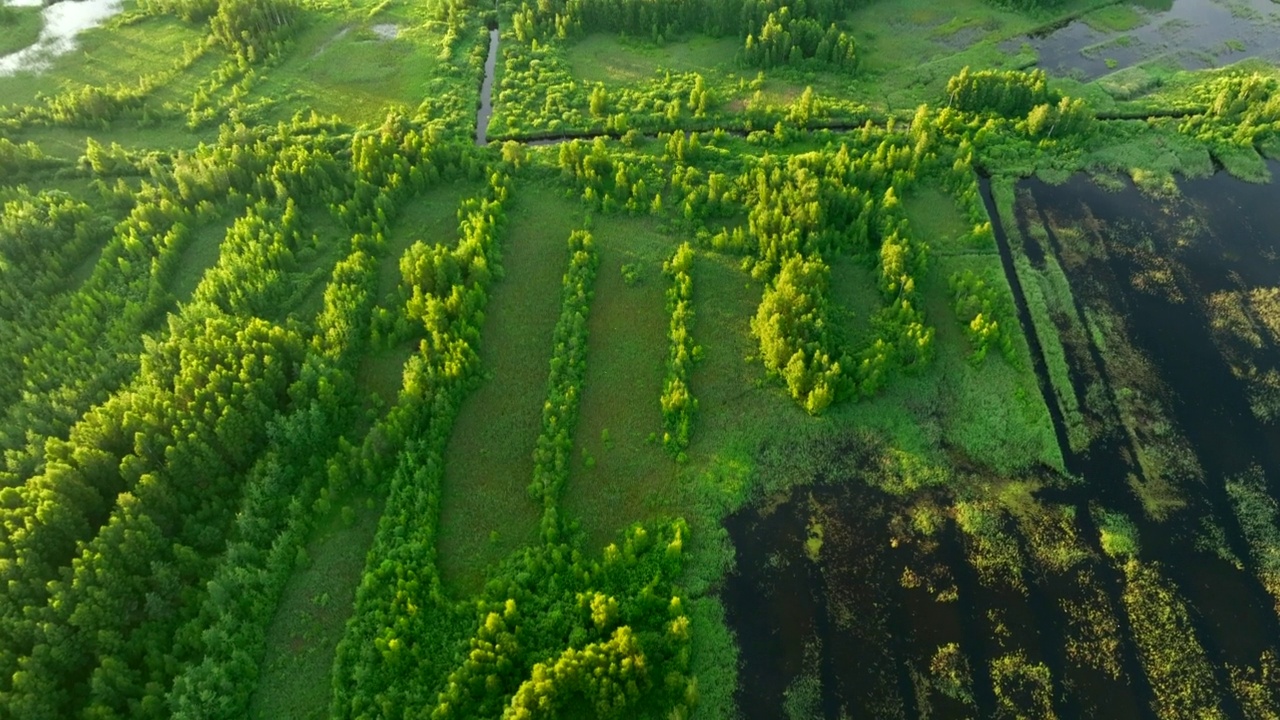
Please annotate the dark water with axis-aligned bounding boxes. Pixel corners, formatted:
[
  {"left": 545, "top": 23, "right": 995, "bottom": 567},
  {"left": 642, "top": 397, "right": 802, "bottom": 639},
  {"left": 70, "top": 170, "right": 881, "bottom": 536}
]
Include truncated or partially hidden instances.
[
  {"left": 722, "top": 476, "right": 919, "bottom": 720},
  {"left": 1023, "top": 0, "right": 1280, "bottom": 81},
  {"left": 476, "top": 27, "right": 499, "bottom": 146},
  {"left": 1018, "top": 165, "right": 1280, "bottom": 695},
  {"left": 724, "top": 167, "right": 1280, "bottom": 718}
]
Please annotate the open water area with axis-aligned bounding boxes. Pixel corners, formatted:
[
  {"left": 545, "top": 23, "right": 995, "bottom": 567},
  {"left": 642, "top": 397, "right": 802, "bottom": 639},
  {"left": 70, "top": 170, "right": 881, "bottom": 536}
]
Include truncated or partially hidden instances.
[
  {"left": 723, "top": 162, "right": 1280, "bottom": 717},
  {"left": 1022, "top": 0, "right": 1280, "bottom": 81}
]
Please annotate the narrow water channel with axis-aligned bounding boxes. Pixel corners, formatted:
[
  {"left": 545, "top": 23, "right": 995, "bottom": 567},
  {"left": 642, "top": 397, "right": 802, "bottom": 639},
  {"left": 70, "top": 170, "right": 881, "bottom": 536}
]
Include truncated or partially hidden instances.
[{"left": 475, "top": 27, "right": 499, "bottom": 146}]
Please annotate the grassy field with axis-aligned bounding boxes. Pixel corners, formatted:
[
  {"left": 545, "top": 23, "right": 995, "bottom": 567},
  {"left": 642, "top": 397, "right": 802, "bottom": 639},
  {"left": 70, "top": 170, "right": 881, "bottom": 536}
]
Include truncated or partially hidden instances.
[
  {"left": 355, "top": 344, "right": 415, "bottom": 410},
  {"left": 682, "top": 250, "right": 812, "bottom": 487},
  {"left": 565, "top": 33, "right": 740, "bottom": 85},
  {"left": 829, "top": 255, "right": 881, "bottom": 351},
  {"left": 250, "top": 493, "right": 383, "bottom": 720},
  {"left": 922, "top": 253, "right": 1063, "bottom": 474},
  {"left": 904, "top": 185, "right": 977, "bottom": 256},
  {"left": 0, "top": 13, "right": 209, "bottom": 109},
  {"left": 169, "top": 214, "right": 237, "bottom": 305},
  {"left": 435, "top": 184, "right": 580, "bottom": 595},
  {"left": 0, "top": 4, "right": 41, "bottom": 57},
  {"left": 840, "top": 0, "right": 1117, "bottom": 110},
  {"left": 561, "top": 215, "right": 676, "bottom": 550},
  {"left": 250, "top": 2, "right": 463, "bottom": 126}
]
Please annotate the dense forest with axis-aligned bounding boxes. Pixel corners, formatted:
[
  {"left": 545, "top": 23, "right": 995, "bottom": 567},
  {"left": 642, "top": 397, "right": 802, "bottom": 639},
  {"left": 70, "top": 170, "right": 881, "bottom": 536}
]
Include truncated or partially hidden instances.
[{"left": 2, "top": 0, "right": 1280, "bottom": 718}]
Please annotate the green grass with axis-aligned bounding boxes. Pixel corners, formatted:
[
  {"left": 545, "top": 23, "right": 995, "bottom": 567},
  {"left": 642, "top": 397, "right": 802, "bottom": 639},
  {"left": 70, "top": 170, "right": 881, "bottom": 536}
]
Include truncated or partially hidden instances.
[
  {"left": 562, "top": 214, "right": 676, "bottom": 551},
  {"left": 287, "top": 207, "right": 355, "bottom": 322},
  {"left": 250, "top": 494, "right": 383, "bottom": 720},
  {"left": 829, "top": 255, "right": 881, "bottom": 350},
  {"left": 676, "top": 250, "right": 810, "bottom": 720},
  {"left": 1082, "top": 4, "right": 1149, "bottom": 32},
  {"left": 685, "top": 252, "right": 797, "bottom": 447},
  {"left": 922, "top": 254, "right": 1064, "bottom": 474},
  {"left": 355, "top": 344, "right": 414, "bottom": 409},
  {"left": 0, "top": 14, "right": 208, "bottom": 110},
  {"left": 250, "top": 8, "right": 457, "bottom": 126},
  {"left": 841, "top": 0, "right": 1114, "bottom": 111},
  {"left": 0, "top": 4, "right": 41, "bottom": 57},
  {"left": 169, "top": 213, "right": 237, "bottom": 306},
  {"left": 436, "top": 185, "right": 579, "bottom": 596},
  {"left": 904, "top": 185, "right": 980, "bottom": 256},
  {"left": 565, "top": 33, "right": 740, "bottom": 85}
]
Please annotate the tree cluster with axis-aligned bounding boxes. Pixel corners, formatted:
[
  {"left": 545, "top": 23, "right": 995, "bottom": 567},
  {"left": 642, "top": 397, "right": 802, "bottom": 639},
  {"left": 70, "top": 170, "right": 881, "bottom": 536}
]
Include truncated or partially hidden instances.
[
  {"left": 949, "top": 268, "right": 1015, "bottom": 365},
  {"left": 947, "top": 67, "right": 1056, "bottom": 119},
  {"left": 742, "top": 8, "right": 857, "bottom": 70},
  {"left": 752, "top": 253, "right": 842, "bottom": 414}
]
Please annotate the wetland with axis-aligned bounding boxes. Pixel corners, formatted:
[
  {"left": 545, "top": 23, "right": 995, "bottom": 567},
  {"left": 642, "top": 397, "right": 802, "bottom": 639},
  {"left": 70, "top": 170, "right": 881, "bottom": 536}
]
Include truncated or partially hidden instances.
[{"left": 2, "top": 0, "right": 1280, "bottom": 718}]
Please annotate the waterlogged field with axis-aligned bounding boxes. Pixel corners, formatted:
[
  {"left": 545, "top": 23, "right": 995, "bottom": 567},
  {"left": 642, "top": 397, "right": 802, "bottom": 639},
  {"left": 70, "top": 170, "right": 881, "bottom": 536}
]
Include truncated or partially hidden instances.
[{"left": 3, "top": 0, "right": 1280, "bottom": 718}]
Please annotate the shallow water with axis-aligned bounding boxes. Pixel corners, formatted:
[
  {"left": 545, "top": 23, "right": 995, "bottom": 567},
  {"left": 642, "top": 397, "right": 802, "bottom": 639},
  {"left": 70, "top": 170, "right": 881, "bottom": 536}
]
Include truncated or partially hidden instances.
[
  {"left": 475, "top": 27, "right": 498, "bottom": 146},
  {"left": 1019, "top": 164, "right": 1280, "bottom": 677},
  {"left": 1025, "top": 0, "right": 1280, "bottom": 81},
  {"left": 724, "top": 167, "right": 1280, "bottom": 718},
  {"left": 0, "top": 0, "right": 123, "bottom": 76}
]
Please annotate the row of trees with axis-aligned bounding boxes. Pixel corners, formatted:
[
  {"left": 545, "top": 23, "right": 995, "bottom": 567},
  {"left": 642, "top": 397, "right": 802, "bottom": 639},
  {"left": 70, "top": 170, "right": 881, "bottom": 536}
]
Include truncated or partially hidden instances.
[
  {"left": 330, "top": 169, "right": 512, "bottom": 717},
  {"left": 332, "top": 163, "right": 703, "bottom": 718},
  {"left": 0, "top": 119, "right": 371, "bottom": 717},
  {"left": 0, "top": 189, "right": 115, "bottom": 417},
  {"left": 510, "top": 0, "right": 860, "bottom": 71},
  {"left": 661, "top": 243, "right": 698, "bottom": 454},
  {"left": 947, "top": 67, "right": 1056, "bottom": 118},
  {"left": 0, "top": 99, "right": 495, "bottom": 717},
  {"left": 528, "top": 229, "right": 598, "bottom": 530},
  {"left": 752, "top": 254, "right": 842, "bottom": 413}
]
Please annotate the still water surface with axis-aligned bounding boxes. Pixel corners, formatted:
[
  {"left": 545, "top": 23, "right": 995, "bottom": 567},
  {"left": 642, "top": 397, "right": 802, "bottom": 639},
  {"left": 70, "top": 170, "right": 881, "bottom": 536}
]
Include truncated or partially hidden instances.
[
  {"left": 0, "top": 0, "right": 124, "bottom": 76},
  {"left": 1026, "top": 0, "right": 1280, "bottom": 80}
]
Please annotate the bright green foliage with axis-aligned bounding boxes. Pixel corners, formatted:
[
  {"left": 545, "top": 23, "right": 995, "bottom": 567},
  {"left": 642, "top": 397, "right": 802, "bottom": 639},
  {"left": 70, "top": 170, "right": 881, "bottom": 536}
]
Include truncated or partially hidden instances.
[
  {"left": 753, "top": 254, "right": 842, "bottom": 415},
  {"left": 210, "top": 0, "right": 299, "bottom": 61},
  {"left": 662, "top": 243, "right": 698, "bottom": 454},
  {"left": 947, "top": 67, "right": 1055, "bottom": 118},
  {"left": 1094, "top": 508, "right": 1140, "bottom": 560},
  {"left": 331, "top": 173, "right": 511, "bottom": 719},
  {"left": 503, "top": 626, "right": 647, "bottom": 719},
  {"left": 949, "top": 269, "right": 1015, "bottom": 364},
  {"left": 528, "top": 229, "right": 598, "bottom": 530},
  {"left": 1181, "top": 71, "right": 1280, "bottom": 165},
  {"left": 1023, "top": 96, "right": 1094, "bottom": 139}
]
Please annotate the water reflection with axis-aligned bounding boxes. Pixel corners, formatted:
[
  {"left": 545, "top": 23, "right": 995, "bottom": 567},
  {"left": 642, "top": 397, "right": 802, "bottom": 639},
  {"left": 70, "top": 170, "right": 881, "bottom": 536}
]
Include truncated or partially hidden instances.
[
  {"left": 1024, "top": 0, "right": 1280, "bottom": 81},
  {"left": 0, "top": 0, "right": 124, "bottom": 76}
]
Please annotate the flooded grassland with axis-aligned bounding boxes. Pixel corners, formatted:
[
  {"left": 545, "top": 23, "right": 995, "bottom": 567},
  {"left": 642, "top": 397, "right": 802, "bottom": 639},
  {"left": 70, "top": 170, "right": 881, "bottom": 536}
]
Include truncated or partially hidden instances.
[{"left": 723, "top": 163, "right": 1280, "bottom": 719}]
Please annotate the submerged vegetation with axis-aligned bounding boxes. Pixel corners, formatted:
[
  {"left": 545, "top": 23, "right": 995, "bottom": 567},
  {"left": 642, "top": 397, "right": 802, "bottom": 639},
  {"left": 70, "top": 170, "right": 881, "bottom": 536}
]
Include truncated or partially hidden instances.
[{"left": 2, "top": 0, "right": 1280, "bottom": 717}]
